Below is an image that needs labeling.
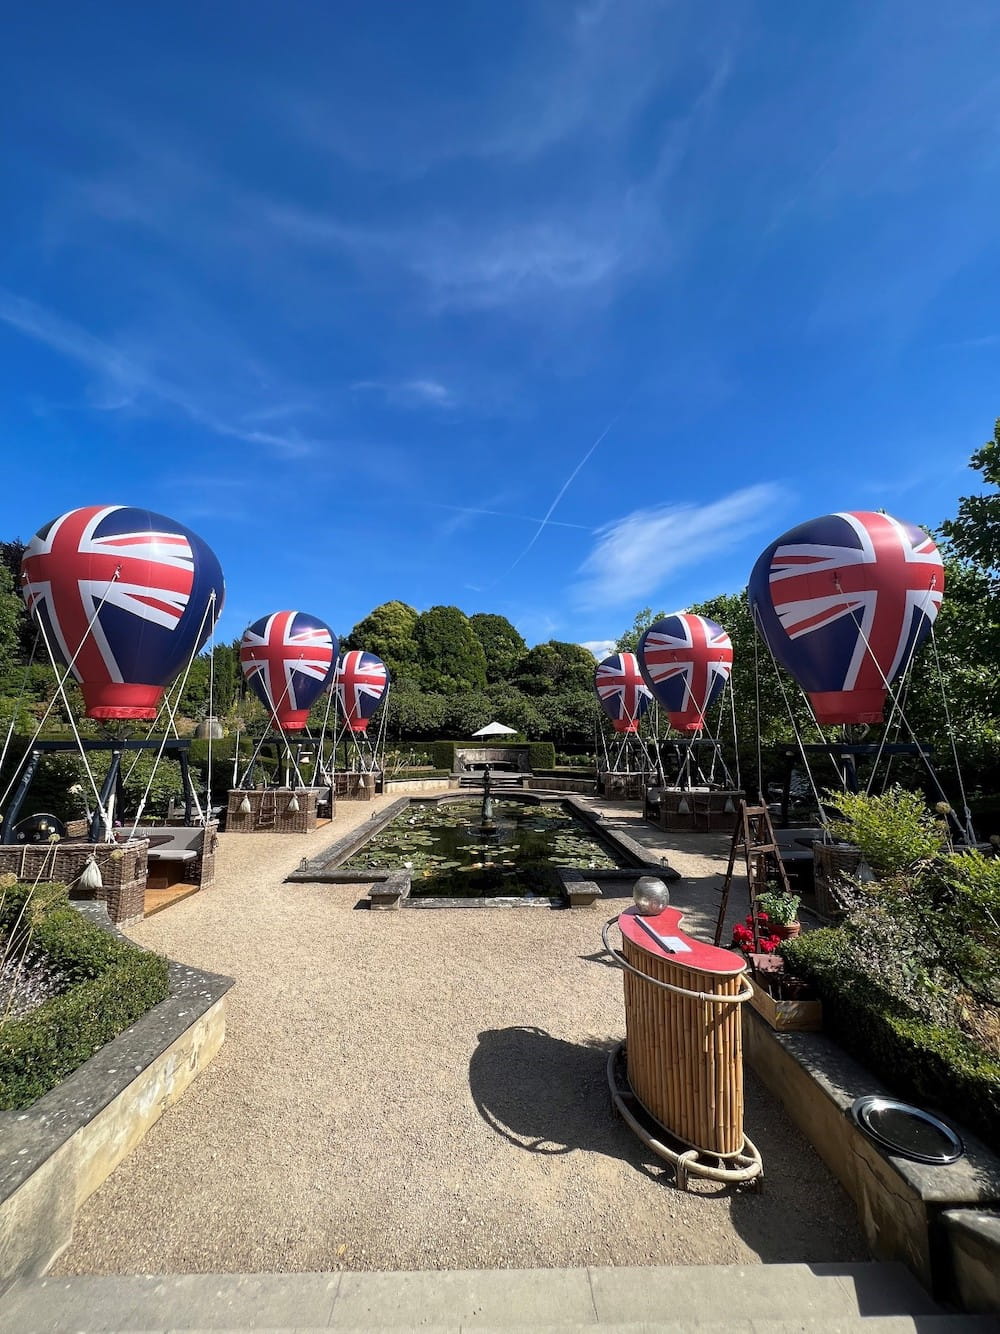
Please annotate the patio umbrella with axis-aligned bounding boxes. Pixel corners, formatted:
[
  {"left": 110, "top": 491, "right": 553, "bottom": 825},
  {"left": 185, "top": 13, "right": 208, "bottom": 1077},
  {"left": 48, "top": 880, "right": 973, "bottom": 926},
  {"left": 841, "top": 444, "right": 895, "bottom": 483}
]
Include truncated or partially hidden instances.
[{"left": 471, "top": 721, "right": 518, "bottom": 736}]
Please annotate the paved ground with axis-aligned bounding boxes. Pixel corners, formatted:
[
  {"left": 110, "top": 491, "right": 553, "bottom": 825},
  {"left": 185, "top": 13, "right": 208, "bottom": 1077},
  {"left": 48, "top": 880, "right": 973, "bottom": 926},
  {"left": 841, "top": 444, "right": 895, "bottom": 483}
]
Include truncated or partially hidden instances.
[{"left": 52, "top": 794, "right": 867, "bottom": 1276}]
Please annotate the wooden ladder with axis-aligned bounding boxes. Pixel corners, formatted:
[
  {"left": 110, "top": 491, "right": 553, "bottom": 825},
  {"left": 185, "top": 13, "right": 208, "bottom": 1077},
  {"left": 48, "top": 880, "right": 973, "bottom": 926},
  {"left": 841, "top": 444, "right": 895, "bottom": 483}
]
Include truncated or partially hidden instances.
[
  {"left": 256, "top": 789, "right": 277, "bottom": 829},
  {"left": 712, "top": 801, "right": 794, "bottom": 947}
]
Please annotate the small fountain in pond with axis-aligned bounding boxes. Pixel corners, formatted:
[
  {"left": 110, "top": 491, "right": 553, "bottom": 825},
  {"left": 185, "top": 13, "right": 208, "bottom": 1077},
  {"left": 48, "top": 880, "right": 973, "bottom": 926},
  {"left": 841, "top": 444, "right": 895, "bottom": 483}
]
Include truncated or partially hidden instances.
[{"left": 478, "top": 765, "right": 497, "bottom": 836}]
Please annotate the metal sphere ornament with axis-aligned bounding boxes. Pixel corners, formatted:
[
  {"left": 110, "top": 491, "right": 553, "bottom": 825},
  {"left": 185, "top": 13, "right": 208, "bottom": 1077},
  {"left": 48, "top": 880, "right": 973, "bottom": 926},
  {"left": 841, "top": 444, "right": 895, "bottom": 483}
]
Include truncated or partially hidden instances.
[{"left": 633, "top": 875, "right": 671, "bottom": 916}]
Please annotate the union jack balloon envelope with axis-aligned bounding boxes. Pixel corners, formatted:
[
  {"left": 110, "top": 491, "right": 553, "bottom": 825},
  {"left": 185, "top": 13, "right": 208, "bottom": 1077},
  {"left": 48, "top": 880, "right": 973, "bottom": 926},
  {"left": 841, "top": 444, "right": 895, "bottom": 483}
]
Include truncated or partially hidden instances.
[
  {"left": 637, "top": 614, "right": 734, "bottom": 733},
  {"left": 748, "top": 511, "right": 944, "bottom": 725},
  {"left": 594, "top": 653, "right": 652, "bottom": 733},
  {"left": 20, "top": 505, "right": 224, "bottom": 720},
  {"left": 239, "top": 611, "right": 337, "bottom": 731},
  {"left": 337, "top": 650, "right": 389, "bottom": 733}
]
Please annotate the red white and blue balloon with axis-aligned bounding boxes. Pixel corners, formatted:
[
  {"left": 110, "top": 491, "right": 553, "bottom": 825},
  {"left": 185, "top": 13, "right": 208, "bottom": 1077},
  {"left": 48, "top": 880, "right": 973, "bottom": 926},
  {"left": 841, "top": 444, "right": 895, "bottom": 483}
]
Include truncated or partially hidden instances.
[
  {"left": 239, "top": 611, "right": 337, "bottom": 732},
  {"left": 594, "top": 652, "right": 652, "bottom": 733},
  {"left": 748, "top": 511, "right": 944, "bottom": 725},
  {"left": 20, "top": 505, "right": 224, "bottom": 720},
  {"left": 637, "top": 614, "right": 734, "bottom": 733},
  {"left": 337, "top": 650, "right": 389, "bottom": 733}
]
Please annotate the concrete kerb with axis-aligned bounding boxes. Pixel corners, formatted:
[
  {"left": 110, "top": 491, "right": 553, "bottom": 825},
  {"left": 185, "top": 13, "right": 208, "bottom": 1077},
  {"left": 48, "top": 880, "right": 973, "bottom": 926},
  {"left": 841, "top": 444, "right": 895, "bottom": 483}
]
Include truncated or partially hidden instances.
[{"left": 0, "top": 903, "right": 233, "bottom": 1295}]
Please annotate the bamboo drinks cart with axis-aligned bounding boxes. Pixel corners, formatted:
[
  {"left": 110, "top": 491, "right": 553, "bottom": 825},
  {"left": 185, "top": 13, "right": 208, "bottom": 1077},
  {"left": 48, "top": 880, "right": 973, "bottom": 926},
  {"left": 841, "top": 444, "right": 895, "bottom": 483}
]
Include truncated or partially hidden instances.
[{"left": 603, "top": 905, "right": 763, "bottom": 1189}]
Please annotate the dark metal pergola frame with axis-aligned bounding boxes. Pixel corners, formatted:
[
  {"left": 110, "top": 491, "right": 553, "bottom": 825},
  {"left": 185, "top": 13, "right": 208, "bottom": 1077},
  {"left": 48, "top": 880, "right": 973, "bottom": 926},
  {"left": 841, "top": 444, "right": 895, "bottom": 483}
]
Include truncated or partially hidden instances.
[
  {"left": 0, "top": 739, "right": 198, "bottom": 844},
  {"left": 769, "top": 742, "right": 933, "bottom": 826}
]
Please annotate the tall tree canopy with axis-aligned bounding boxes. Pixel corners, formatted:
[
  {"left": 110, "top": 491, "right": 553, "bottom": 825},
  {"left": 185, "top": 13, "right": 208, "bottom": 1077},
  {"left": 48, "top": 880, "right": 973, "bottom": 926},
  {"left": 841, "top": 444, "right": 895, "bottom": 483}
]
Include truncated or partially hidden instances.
[
  {"left": 940, "top": 420, "right": 1000, "bottom": 575},
  {"left": 342, "top": 600, "right": 419, "bottom": 680},
  {"left": 516, "top": 640, "right": 596, "bottom": 696},
  {"left": 469, "top": 612, "right": 528, "bottom": 684},
  {"left": 413, "top": 605, "right": 487, "bottom": 693}
]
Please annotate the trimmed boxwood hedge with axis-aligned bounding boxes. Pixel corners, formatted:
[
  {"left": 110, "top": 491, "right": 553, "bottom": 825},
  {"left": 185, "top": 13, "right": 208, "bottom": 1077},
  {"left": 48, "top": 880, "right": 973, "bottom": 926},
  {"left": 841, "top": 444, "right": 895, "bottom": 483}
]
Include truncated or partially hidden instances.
[
  {"left": 779, "top": 928, "right": 1000, "bottom": 1147},
  {"left": 432, "top": 740, "right": 556, "bottom": 771},
  {"left": 0, "top": 881, "right": 170, "bottom": 1110}
]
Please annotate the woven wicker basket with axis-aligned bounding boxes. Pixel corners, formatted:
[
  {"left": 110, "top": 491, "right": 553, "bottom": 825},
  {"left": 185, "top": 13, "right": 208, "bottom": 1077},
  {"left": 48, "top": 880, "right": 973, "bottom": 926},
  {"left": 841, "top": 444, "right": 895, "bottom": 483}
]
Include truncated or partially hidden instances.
[{"left": 812, "top": 841, "right": 862, "bottom": 919}]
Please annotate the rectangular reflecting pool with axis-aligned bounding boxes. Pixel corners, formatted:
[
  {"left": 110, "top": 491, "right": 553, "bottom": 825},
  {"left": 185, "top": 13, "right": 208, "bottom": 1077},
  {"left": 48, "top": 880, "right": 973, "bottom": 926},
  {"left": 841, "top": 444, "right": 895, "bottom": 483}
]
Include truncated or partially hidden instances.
[{"left": 341, "top": 798, "right": 621, "bottom": 898}]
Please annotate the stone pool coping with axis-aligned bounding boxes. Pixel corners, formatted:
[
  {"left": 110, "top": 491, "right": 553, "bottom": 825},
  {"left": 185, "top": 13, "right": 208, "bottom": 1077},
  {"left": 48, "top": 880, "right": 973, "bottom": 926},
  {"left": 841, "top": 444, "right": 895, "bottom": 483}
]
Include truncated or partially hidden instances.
[{"left": 0, "top": 903, "right": 233, "bottom": 1293}]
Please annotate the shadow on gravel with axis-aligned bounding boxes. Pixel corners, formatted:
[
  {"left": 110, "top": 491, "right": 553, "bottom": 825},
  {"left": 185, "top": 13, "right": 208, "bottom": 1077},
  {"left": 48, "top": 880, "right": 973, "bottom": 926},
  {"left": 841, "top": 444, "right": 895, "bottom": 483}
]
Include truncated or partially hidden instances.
[
  {"left": 469, "top": 1025, "right": 659, "bottom": 1179},
  {"left": 470, "top": 1027, "right": 869, "bottom": 1263}
]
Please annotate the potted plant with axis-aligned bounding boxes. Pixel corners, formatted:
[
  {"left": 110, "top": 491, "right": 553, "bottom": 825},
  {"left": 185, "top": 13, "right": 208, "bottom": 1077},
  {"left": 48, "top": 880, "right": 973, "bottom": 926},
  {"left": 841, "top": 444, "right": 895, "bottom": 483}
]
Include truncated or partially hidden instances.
[{"left": 755, "top": 888, "right": 801, "bottom": 939}]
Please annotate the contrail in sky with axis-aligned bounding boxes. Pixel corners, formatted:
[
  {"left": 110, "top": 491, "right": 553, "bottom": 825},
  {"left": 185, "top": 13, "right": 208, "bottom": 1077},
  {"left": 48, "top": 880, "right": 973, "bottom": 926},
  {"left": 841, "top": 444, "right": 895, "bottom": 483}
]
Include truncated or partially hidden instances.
[{"left": 491, "top": 407, "right": 624, "bottom": 583}]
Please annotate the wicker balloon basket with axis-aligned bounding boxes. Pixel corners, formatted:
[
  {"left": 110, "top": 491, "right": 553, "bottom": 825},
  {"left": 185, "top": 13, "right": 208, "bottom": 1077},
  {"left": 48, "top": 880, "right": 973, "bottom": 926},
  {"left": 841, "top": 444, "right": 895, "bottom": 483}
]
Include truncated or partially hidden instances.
[
  {"left": 811, "top": 841, "right": 863, "bottom": 919},
  {"left": 602, "top": 911, "right": 763, "bottom": 1190}
]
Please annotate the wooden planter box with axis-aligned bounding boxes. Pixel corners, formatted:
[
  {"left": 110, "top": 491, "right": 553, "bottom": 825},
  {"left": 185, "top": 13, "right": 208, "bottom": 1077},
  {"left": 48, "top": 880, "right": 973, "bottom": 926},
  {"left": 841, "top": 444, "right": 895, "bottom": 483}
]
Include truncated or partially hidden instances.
[{"left": 748, "top": 975, "right": 823, "bottom": 1032}]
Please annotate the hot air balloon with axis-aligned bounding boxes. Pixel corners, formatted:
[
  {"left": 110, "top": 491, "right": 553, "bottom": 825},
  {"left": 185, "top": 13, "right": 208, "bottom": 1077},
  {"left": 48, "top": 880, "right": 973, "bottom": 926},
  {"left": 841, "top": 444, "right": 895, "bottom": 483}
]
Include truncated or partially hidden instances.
[
  {"left": 20, "top": 505, "right": 224, "bottom": 720},
  {"left": 748, "top": 510, "right": 944, "bottom": 726},
  {"left": 637, "top": 614, "right": 734, "bottom": 733},
  {"left": 336, "top": 650, "right": 389, "bottom": 733},
  {"left": 594, "top": 652, "right": 652, "bottom": 733},
  {"left": 239, "top": 611, "right": 337, "bottom": 731}
]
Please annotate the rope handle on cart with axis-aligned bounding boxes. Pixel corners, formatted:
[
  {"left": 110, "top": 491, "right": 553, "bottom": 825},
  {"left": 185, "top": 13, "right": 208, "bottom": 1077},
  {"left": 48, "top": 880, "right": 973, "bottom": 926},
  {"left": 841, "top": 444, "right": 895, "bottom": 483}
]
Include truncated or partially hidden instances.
[{"left": 601, "top": 915, "right": 754, "bottom": 1004}]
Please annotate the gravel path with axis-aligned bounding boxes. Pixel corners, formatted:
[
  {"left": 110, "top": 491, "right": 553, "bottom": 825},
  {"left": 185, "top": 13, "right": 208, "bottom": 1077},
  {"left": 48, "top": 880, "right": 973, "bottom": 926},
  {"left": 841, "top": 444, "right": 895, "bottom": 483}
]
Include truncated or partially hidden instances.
[{"left": 54, "top": 795, "right": 867, "bottom": 1275}]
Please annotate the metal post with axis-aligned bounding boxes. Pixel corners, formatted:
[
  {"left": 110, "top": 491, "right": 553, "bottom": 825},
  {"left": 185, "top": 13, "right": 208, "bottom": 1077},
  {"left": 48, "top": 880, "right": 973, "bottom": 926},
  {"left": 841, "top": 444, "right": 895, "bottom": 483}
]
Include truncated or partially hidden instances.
[
  {"left": 90, "top": 750, "right": 121, "bottom": 842},
  {"left": 1, "top": 749, "right": 42, "bottom": 843}
]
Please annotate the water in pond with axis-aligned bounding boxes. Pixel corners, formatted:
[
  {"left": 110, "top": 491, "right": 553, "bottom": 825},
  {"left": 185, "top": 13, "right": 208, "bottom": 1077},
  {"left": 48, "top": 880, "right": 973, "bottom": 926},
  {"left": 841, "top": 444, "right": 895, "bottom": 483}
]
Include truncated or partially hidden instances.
[{"left": 343, "top": 799, "right": 620, "bottom": 898}]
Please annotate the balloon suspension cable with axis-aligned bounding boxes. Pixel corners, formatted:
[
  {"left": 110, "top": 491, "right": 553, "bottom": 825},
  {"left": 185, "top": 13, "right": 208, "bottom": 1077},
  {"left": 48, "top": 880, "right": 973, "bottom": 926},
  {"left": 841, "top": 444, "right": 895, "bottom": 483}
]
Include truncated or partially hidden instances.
[
  {"left": 727, "top": 671, "right": 742, "bottom": 794},
  {"left": 0, "top": 571, "right": 126, "bottom": 818},
  {"left": 15, "top": 573, "right": 129, "bottom": 835},
  {"left": 0, "top": 626, "right": 39, "bottom": 791},
  {"left": 928, "top": 621, "right": 976, "bottom": 843},
  {"left": 753, "top": 604, "right": 764, "bottom": 803},
  {"left": 205, "top": 613, "right": 216, "bottom": 820},
  {"left": 314, "top": 680, "right": 336, "bottom": 782},
  {"left": 844, "top": 587, "right": 960, "bottom": 824},
  {"left": 237, "top": 667, "right": 300, "bottom": 786},
  {"left": 124, "top": 592, "right": 218, "bottom": 839},
  {"left": 751, "top": 601, "right": 831, "bottom": 833}
]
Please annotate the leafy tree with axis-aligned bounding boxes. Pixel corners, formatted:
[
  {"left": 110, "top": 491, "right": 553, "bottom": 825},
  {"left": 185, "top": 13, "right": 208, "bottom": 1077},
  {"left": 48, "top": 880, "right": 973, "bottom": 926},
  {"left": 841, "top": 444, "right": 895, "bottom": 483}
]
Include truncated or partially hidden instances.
[
  {"left": 413, "top": 605, "right": 487, "bottom": 693},
  {"left": 469, "top": 613, "right": 528, "bottom": 683},
  {"left": 0, "top": 564, "right": 22, "bottom": 681},
  {"left": 516, "top": 640, "right": 596, "bottom": 696},
  {"left": 616, "top": 606, "right": 666, "bottom": 654},
  {"left": 442, "top": 690, "right": 495, "bottom": 737},
  {"left": 386, "top": 675, "right": 447, "bottom": 740},
  {"left": 940, "top": 421, "right": 1000, "bottom": 575},
  {"left": 537, "top": 688, "right": 599, "bottom": 746},
  {"left": 342, "top": 600, "right": 419, "bottom": 680},
  {"left": 487, "top": 683, "right": 545, "bottom": 738}
]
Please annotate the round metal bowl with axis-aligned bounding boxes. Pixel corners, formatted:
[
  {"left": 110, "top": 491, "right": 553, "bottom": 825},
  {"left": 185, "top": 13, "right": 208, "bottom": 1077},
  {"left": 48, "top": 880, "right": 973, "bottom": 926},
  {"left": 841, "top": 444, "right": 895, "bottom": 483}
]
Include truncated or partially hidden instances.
[{"left": 849, "top": 1095, "right": 964, "bottom": 1165}]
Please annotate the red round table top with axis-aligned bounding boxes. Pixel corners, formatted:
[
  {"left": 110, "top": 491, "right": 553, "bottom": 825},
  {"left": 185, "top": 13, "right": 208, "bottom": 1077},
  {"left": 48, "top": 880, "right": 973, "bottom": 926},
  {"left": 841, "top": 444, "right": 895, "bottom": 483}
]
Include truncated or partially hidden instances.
[{"left": 618, "top": 905, "right": 746, "bottom": 976}]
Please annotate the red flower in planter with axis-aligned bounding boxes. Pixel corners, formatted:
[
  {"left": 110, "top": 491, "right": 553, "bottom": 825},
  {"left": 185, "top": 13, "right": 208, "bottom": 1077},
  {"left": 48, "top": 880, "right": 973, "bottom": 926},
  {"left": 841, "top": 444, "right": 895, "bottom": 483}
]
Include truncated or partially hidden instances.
[{"left": 731, "top": 912, "right": 782, "bottom": 955}]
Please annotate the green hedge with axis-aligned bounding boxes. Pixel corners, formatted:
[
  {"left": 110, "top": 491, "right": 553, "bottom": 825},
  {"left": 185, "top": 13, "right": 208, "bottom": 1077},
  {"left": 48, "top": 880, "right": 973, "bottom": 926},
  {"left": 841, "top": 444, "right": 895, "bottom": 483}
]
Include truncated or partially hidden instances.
[
  {"left": 431, "top": 740, "right": 556, "bottom": 771},
  {"left": 780, "top": 928, "right": 1000, "bottom": 1146},
  {"left": 0, "top": 882, "right": 170, "bottom": 1110}
]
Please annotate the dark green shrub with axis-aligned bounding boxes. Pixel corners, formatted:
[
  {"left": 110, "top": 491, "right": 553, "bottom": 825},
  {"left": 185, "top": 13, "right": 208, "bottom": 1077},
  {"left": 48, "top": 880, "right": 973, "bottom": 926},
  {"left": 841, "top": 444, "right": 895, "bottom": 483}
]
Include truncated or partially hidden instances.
[
  {"left": 780, "top": 929, "right": 1000, "bottom": 1145},
  {"left": 431, "top": 740, "right": 556, "bottom": 771},
  {"left": 0, "top": 882, "right": 169, "bottom": 1109}
]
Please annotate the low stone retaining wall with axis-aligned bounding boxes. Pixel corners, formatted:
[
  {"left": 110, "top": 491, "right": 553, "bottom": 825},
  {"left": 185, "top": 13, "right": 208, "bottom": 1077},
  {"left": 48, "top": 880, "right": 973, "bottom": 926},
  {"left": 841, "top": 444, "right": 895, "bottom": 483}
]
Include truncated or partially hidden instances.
[
  {"left": 0, "top": 840, "right": 147, "bottom": 925},
  {"left": 743, "top": 1009, "right": 1000, "bottom": 1313},
  {"left": 527, "top": 776, "right": 595, "bottom": 795},
  {"left": 384, "top": 778, "right": 454, "bottom": 794},
  {"left": 0, "top": 904, "right": 233, "bottom": 1294}
]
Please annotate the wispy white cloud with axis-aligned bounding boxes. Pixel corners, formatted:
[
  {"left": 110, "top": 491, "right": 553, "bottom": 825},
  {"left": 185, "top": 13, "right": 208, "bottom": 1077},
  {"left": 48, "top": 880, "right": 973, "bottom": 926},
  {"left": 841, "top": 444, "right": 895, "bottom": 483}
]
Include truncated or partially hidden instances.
[
  {"left": 580, "top": 639, "right": 618, "bottom": 661},
  {"left": 573, "top": 483, "right": 787, "bottom": 610},
  {"left": 0, "top": 288, "right": 320, "bottom": 458},
  {"left": 352, "top": 377, "right": 456, "bottom": 409}
]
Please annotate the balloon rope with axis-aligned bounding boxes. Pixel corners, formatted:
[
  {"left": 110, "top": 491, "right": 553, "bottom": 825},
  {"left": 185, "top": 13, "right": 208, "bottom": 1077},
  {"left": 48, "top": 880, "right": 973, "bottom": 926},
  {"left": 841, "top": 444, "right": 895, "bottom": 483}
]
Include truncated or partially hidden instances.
[
  {"left": 31, "top": 611, "right": 113, "bottom": 834},
  {"left": 314, "top": 678, "right": 336, "bottom": 782},
  {"left": 0, "top": 627, "right": 39, "bottom": 789},
  {"left": 751, "top": 602, "right": 829, "bottom": 832},
  {"left": 728, "top": 673, "right": 742, "bottom": 794},
  {"left": 123, "top": 592, "right": 217, "bottom": 839},
  {"left": 844, "top": 599, "right": 954, "bottom": 811},
  {"left": 206, "top": 629, "right": 215, "bottom": 820},
  {"left": 237, "top": 661, "right": 302, "bottom": 785},
  {"left": 753, "top": 605, "right": 763, "bottom": 804},
  {"left": 0, "top": 574, "right": 124, "bottom": 816},
  {"left": 928, "top": 622, "right": 976, "bottom": 842}
]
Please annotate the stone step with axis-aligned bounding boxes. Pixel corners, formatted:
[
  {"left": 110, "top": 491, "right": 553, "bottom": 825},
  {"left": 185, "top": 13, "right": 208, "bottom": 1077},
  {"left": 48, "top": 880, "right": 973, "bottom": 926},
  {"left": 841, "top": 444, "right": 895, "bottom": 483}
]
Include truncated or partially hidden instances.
[{"left": 0, "top": 1261, "right": 978, "bottom": 1332}]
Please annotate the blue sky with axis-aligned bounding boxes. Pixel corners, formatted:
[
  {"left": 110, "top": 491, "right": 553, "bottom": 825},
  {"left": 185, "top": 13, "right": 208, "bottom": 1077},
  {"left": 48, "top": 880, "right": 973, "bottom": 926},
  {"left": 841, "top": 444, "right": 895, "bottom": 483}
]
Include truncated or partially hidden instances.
[{"left": 2, "top": 2, "right": 999, "bottom": 659}]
